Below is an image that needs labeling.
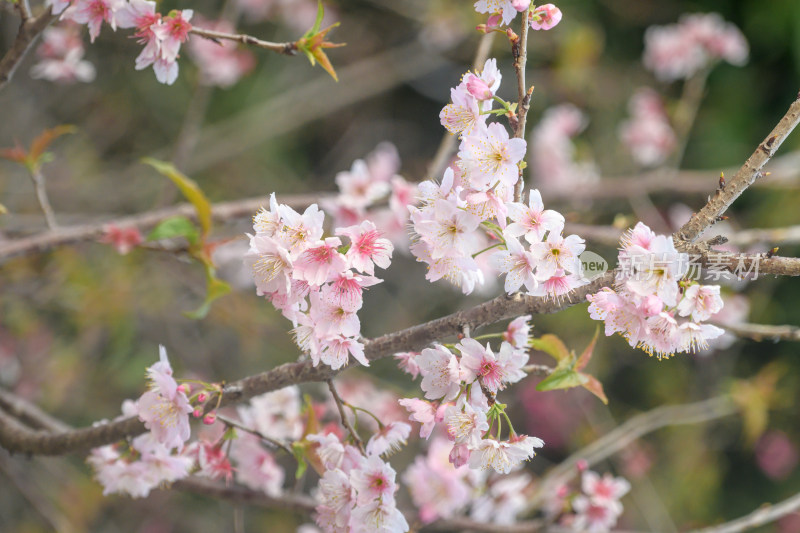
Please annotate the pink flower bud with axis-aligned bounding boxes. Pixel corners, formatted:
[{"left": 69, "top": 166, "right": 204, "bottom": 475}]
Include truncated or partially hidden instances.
[
  {"left": 486, "top": 14, "right": 502, "bottom": 29},
  {"left": 576, "top": 459, "right": 588, "bottom": 471},
  {"left": 511, "top": 0, "right": 531, "bottom": 11},
  {"left": 531, "top": 4, "right": 562, "bottom": 31},
  {"left": 203, "top": 413, "right": 216, "bottom": 425},
  {"left": 466, "top": 76, "right": 493, "bottom": 101},
  {"left": 449, "top": 443, "right": 471, "bottom": 468},
  {"left": 176, "top": 384, "right": 189, "bottom": 394},
  {"left": 193, "top": 408, "right": 203, "bottom": 418},
  {"left": 197, "top": 392, "right": 208, "bottom": 403},
  {"left": 556, "top": 484, "right": 570, "bottom": 498}
]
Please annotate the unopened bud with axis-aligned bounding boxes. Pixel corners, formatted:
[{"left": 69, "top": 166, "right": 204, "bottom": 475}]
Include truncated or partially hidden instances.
[
  {"left": 203, "top": 413, "right": 216, "bottom": 425},
  {"left": 576, "top": 459, "right": 589, "bottom": 471},
  {"left": 466, "top": 76, "right": 493, "bottom": 101},
  {"left": 197, "top": 392, "right": 208, "bottom": 403},
  {"left": 511, "top": 0, "right": 531, "bottom": 11},
  {"left": 193, "top": 408, "right": 203, "bottom": 418},
  {"left": 177, "top": 384, "right": 189, "bottom": 394}
]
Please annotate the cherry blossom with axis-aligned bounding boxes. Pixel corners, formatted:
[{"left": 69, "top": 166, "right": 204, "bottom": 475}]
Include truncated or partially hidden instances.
[
  {"left": 619, "top": 88, "right": 676, "bottom": 167},
  {"left": 458, "top": 123, "right": 526, "bottom": 191},
  {"left": 188, "top": 18, "right": 255, "bottom": 87},
  {"left": 135, "top": 345, "right": 192, "bottom": 450},
  {"left": 398, "top": 398, "right": 438, "bottom": 438},
  {"left": 490, "top": 234, "right": 539, "bottom": 294},
  {"left": 530, "top": 4, "right": 562, "bottom": 31},
  {"left": 336, "top": 221, "right": 394, "bottom": 275},
  {"left": 417, "top": 345, "right": 462, "bottom": 401},
  {"left": 31, "top": 24, "right": 96, "bottom": 84},
  {"left": 366, "top": 422, "right": 411, "bottom": 457},
  {"left": 62, "top": 0, "right": 123, "bottom": 43}
]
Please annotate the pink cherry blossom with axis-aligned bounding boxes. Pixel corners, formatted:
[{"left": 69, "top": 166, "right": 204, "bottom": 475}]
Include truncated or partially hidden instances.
[
  {"left": 62, "top": 0, "right": 123, "bottom": 43},
  {"left": 99, "top": 224, "right": 142, "bottom": 254},
  {"left": 530, "top": 4, "right": 562, "bottom": 31},
  {"left": 349, "top": 499, "right": 409, "bottom": 533},
  {"left": 403, "top": 438, "right": 471, "bottom": 523},
  {"left": 31, "top": 24, "right": 96, "bottom": 84},
  {"left": 337, "top": 220, "right": 394, "bottom": 275},
  {"left": 503, "top": 315, "right": 532, "bottom": 348},
  {"left": 444, "top": 403, "right": 488, "bottom": 446},
  {"left": 619, "top": 88, "right": 676, "bottom": 167},
  {"left": 471, "top": 474, "right": 532, "bottom": 525},
  {"left": 366, "top": 422, "right": 411, "bottom": 457},
  {"left": 230, "top": 434, "right": 285, "bottom": 495},
  {"left": 582, "top": 471, "right": 631, "bottom": 504},
  {"left": 458, "top": 338, "right": 505, "bottom": 392},
  {"left": 490, "top": 234, "right": 538, "bottom": 294},
  {"left": 677, "top": 284, "right": 724, "bottom": 322},
  {"left": 188, "top": 18, "right": 255, "bottom": 87},
  {"left": 398, "top": 398, "right": 438, "bottom": 438},
  {"left": 135, "top": 346, "right": 192, "bottom": 450},
  {"left": 572, "top": 495, "right": 623, "bottom": 532},
  {"left": 350, "top": 455, "right": 398, "bottom": 504},
  {"left": 414, "top": 198, "right": 481, "bottom": 260},
  {"left": 417, "top": 345, "right": 461, "bottom": 401},
  {"left": 505, "top": 189, "right": 565, "bottom": 244},
  {"left": 531, "top": 228, "right": 585, "bottom": 279},
  {"left": 293, "top": 237, "right": 347, "bottom": 287},
  {"left": 474, "top": 0, "right": 519, "bottom": 26},
  {"left": 458, "top": 123, "right": 526, "bottom": 191},
  {"left": 319, "top": 335, "right": 368, "bottom": 369},
  {"left": 394, "top": 351, "right": 421, "bottom": 379}
]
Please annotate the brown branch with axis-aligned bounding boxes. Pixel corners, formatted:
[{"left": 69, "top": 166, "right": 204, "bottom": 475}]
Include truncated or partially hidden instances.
[
  {"left": 675, "top": 94, "right": 800, "bottom": 244},
  {"left": 0, "top": 274, "right": 612, "bottom": 456},
  {"left": 0, "top": 193, "right": 327, "bottom": 263},
  {"left": 721, "top": 322, "right": 800, "bottom": 342},
  {"left": 529, "top": 396, "right": 736, "bottom": 510},
  {"left": 512, "top": 7, "right": 532, "bottom": 202},
  {"left": 0, "top": 10, "right": 56, "bottom": 92},
  {"left": 326, "top": 379, "right": 365, "bottom": 453},
  {"left": 689, "top": 491, "right": 800, "bottom": 533},
  {"left": 172, "top": 477, "right": 317, "bottom": 513},
  {"left": 723, "top": 225, "right": 800, "bottom": 247},
  {"left": 189, "top": 27, "right": 297, "bottom": 55}
]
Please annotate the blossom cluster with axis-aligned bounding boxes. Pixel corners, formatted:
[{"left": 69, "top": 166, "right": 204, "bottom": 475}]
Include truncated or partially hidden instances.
[
  {"left": 31, "top": 23, "right": 96, "bottom": 84},
  {"left": 546, "top": 467, "right": 631, "bottom": 532},
  {"left": 398, "top": 317, "right": 545, "bottom": 475},
  {"left": 245, "top": 194, "right": 394, "bottom": 370},
  {"left": 473, "top": 1, "right": 562, "bottom": 31},
  {"left": 88, "top": 348, "right": 293, "bottom": 498},
  {"left": 618, "top": 88, "right": 677, "bottom": 168},
  {"left": 423, "top": 57, "right": 587, "bottom": 298},
  {"left": 312, "top": 427, "right": 410, "bottom": 532},
  {"left": 47, "top": 0, "right": 193, "bottom": 85},
  {"left": 321, "top": 142, "right": 417, "bottom": 251},
  {"left": 643, "top": 13, "right": 748, "bottom": 81},
  {"left": 587, "top": 222, "right": 725, "bottom": 359}
]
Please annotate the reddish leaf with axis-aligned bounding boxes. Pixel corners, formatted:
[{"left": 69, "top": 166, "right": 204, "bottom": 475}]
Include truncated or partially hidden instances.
[
  {"left": 29, "top": 125, "right": 76, "bottom": 162},
  {"left": 581, "top": 373, "right": 609, "bottom": 404},
  {"left": 575, "top": 326, "right": 600, "bottom": 372}
]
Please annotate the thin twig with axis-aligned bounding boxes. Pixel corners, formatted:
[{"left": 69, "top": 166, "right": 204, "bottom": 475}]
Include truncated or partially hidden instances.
[
  {"left": 172, "top": 477, "right": 317, "bottom": 513},
  {"left": 215, "top": 414, "right": 294, "bottom": 456},
  {"left": 29, "top": 167, "right": 58, "bottom": 229},
  {"left": 720, "top": 322, "right": 800, "bottom": 342},
  {"left": 675, "top": 94, "right": 800, "bottom": 244},
  {"left": 188, "top": 27, "right": 297, "bottom": 55},
  {"left": 513, "top": 6, "right": 532, "bottom": 202},
  {"left": 326, "top": 379, "right": 365, "bottom": 453},
  {"left": 528, "top": 396, "right": 736, "bottom": 510},
  {"left": 0, "top": 10, "right": 57, "bottom": 92},
  {"left": 689, "top": 491, "right": 800, "bottom": 533}
]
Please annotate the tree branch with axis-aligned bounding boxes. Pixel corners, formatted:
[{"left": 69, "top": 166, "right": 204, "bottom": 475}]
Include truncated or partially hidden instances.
[
  {"left": 0, "top": 193, "right": 327, "bottom": 263},
  {"left": 326, "top": 379, "right": 365, "bottom": 453},
  {"left": 529, "top": 396, "right": 736, "bottom": 510},
  {"left": 0, "top": 10, "right": 56, "bottom": 92},
  {"left": 675, "top": 94, "right": 800, "bottom": 244},
  {"left": 0, "top": 274, "right": 611, "bottom": 456},
  {"left": 689, "top": 491, "right": 800, "bottom": 533},
  {"left": 720, "top": 322, "right": 800, "bottom": 342},
  {"left": 171, "top": 477, "right": 317, "bottom": 513},
  {"left": 512, "top": 7, "right": 532, "bottom": 202},
  {"left": 189, "top": 28, "right": 297, "bottom": 55}
]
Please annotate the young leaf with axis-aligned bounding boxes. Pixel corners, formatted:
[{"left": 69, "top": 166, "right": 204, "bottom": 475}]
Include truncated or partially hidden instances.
[
  {"left": 142, "top": 158, "right": 213, "bottom": 238},
  {"left": 536, "top": 367, "right": 588, "bottom": 392},
  {"left": 29, "top": 125, "right": 76, "bottom": 163},
  {"left": 147, "top": 216, "right": 200, "bottom": 245},
  {"left": 575, "top": 327, "right": 600, "bottom": 372},
  {"left": 530, "top": 334, "right": 571, "bottom": 362},
  {"left": 581, "top": 374, "right": 609, "bottom": 404}
]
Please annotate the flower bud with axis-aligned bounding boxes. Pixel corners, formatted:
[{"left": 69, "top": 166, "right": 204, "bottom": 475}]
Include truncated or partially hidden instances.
[
  {"left": 576, "top": 458, "right": 589, "bottom": 472},
  {"left": 466, "top": 76, "right": 493, "bottom": 101},
  {"left": 511, "top": 0, "right": 531, "bottom": 11},
  {"left": 193, "top": 408, "right": 203, "bottom": 418},
  {"left": 449, "top": 443, "right": 471, "bottom": 468},
  {"left": 203, "top": 413, "right": 216, "bottom": 425},
  {"left": 197, "top": 392, "right": 208, "bottom": 403},
  {"left": 176, "top": 384, "right": 189, "bottom": 394}
]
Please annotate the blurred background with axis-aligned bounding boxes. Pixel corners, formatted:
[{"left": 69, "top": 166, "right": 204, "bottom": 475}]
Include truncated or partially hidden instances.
[{"left": 3, "top": 0, "right": 800, "bottom": 531}]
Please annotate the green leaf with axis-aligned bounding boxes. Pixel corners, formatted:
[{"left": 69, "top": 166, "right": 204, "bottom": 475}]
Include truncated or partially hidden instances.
[
  {"left": 147, "top": 216, "right": 200, "bottom": 245},
  {"left": 531, "top": 334, "right": 571, "bottom": 362},
  {"left": 142, "top": 158, "right": 213, "bottom": 238},
  {"left": 536, "top": 367, "right": 588, "bottom": 392},
  {"left": 292, "top": 443, "right": 309, "bottom": 479},
  {"left": 575, "top": 327, "right": 600, "bottom": 371}
]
